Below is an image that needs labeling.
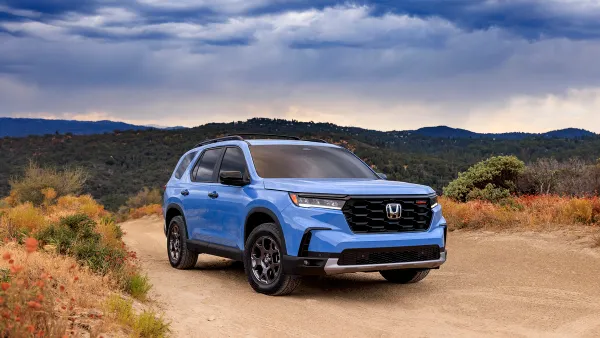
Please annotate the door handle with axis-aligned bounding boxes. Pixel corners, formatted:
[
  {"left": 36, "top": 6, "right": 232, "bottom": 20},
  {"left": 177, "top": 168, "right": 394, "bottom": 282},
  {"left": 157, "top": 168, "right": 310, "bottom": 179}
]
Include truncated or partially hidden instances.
[
  {"left": 208, "top": 191, "right": 219, "bottom": 199},
  {"left": 181, "top": 189, "right": 189, "bottom": 196}
]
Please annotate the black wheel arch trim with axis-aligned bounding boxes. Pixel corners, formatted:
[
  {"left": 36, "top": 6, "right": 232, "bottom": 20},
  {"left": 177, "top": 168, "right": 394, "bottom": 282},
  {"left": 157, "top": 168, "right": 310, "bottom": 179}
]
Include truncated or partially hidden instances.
[
  {"left": 165, "top": 203, "right": 187, "bottom": 238},
  {"left": 244, "top": 207, "right": 288, "bottom": 254}
]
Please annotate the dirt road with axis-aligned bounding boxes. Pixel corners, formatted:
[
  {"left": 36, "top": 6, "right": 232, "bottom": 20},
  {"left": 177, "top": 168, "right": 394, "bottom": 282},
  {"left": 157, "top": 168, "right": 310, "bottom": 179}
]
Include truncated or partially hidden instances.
[{"left": 122, "top": 217, "right": 600, "bottom": 338}]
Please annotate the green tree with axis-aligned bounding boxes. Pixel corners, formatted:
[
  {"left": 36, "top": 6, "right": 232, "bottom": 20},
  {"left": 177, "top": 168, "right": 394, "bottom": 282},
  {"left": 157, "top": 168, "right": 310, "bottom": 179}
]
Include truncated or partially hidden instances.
[{"left": 443, "top": 156, "right": 525, "bottom": 202}]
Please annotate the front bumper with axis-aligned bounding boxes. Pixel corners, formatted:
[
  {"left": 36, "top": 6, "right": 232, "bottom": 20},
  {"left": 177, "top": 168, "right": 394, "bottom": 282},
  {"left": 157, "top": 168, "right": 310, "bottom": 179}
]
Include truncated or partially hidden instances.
[
  {"left": 283, "top": 250, "right": 447, "bottom": 276},
  {"left": 323, "top": 251, "right": 446, "bottom": 275}
]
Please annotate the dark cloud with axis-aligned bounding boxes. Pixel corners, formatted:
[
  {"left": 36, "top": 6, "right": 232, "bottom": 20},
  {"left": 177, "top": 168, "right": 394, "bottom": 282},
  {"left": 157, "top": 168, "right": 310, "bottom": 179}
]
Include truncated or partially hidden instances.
[
  {"left": 1, "top": 1, "right": 600, "bottom": 132},
  {"left": 3, "top": 0, "right": 107, "bottom": 15},
  {"left": 367, "top": 0, "right": 600, "bottom": 40}
]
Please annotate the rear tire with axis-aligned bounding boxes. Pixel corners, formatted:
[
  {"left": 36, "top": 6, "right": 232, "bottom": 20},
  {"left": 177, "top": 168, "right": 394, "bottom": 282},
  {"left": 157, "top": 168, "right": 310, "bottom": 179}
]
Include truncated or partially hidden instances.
[
  {"left": 244, "top": 223, "right": 300, "bottom": 296},
  {"left": 379, "top": 269, "right": 430, "bottom": 284},
  {"left": 167, "top": 216, "right": 198, "bottom": 269}
]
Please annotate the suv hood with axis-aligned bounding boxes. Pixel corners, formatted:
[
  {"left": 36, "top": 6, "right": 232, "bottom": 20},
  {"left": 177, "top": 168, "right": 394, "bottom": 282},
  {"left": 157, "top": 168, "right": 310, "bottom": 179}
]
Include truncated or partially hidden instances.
[{"left": 262, "top": 178, "right": 435, "bottom": 196}]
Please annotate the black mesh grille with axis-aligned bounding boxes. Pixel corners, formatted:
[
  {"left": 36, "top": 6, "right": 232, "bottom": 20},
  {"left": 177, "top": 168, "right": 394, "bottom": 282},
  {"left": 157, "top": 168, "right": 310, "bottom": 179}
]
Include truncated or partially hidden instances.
[
  {"left": 342, "top": 197, "right": 433, "bottom": 233},
  {"left": 338, "top": 245, "right": 440, "bottom": 266}
]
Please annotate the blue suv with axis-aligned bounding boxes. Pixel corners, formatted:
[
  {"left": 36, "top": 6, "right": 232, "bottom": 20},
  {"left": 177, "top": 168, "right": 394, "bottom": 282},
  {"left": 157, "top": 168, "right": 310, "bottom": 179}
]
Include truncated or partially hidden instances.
[{"left": 163, "top": 134, "right": 447, "bottom": 295}]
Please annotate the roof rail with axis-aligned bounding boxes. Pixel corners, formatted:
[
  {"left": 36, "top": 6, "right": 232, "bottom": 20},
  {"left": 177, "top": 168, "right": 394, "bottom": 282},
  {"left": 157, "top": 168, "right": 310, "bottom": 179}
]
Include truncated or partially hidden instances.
[
  {"left": 235, "top": 133, "right": 301, "bottom": 140},
  {"left": 194, "top": 135, "right": 245, "bottom": 148},
  {"left": 194, "top": 133, "right": 302, "bottom": 148}
]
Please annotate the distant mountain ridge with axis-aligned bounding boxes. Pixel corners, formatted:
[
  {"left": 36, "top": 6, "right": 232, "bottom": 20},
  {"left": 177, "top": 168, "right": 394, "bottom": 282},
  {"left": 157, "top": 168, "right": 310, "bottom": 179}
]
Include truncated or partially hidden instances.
[
  {"left": 0, "top": 117, "right": 596, "bottom": 139},
  {"left": 411, "top": 126, "right": 596, "bottom": 139},
  {"left": 0, "top": 118, "right": 156, "bottom": 138}
]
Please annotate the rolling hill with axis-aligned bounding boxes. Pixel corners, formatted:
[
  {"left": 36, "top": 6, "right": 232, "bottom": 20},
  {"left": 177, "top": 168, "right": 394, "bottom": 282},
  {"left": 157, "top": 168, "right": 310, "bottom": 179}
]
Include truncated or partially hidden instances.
[{"left": 1, "top": 117, "right": 599, "bottom": 210}]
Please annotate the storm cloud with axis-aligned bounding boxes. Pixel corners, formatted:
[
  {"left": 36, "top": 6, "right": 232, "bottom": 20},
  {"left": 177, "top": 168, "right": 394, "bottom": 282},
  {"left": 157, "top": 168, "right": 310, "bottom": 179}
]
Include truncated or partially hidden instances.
[{"left": 1, "top": 0, "right": 600, "bottom": 132}]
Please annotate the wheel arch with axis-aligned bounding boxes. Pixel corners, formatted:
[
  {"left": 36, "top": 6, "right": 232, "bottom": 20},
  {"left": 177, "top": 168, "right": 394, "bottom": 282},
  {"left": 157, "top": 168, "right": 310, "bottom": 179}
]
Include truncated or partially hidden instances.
[
  {"left": 165, "top": 203, "right": 186, "bottom": 237},
  {"left": 244, "top": 207, "right": 287, "bottom": 253}
]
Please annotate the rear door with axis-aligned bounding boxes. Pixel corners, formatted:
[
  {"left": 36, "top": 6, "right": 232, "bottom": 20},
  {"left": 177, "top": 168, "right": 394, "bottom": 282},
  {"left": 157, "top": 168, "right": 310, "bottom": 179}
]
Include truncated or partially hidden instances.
[{"left": 181, "top": 147, "right": 223, "bottom": 242}]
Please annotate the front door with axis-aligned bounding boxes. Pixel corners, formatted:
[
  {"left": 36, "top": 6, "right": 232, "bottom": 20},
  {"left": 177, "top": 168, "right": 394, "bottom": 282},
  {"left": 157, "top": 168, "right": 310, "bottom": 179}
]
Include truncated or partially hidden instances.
[
  {"left": 212, "top": 147, "right": 253, "bottom": 249},
  {"left": 181, "top": 147, "right": 223, "bottom": 242}
]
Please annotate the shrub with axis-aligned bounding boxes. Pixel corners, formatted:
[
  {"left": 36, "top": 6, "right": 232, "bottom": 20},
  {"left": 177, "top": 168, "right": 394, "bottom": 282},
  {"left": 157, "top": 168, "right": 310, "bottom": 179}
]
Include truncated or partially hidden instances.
[
  {"left": 96, "top": 216, "right": 124, "bottom": 249},
  {"left": 0, "top": 241, "right": 67, "bottom": 337},
  {"left": 466, "top": 183, "right": 511, "bottom": 204},
  {"left": 125, "top": 272, "right": 152, "bottom": 301},
  {"left": 106, "top": 295, "right": 169, "bottom": 338},
  {"left": 47, "top": 195, "right": 108, "bottom": 222},
  {"left": 519, "top": 158, "right": 600, "bottom": 197},
  {"left": 118, "top": 188, "right": 163, "bottom": 221},
  {"left": 8, "top": 161, "right": 87, "bottom": 206},
  {"left": 128, "top": 204, "right": 163, "bottom": 220},
  {"left": 562, "top": 198, "right": 593, "bottom": 224},
  {"left": 1, "top": 202, "right": 46, "bottom": 239},
  {"left": 444, "top": 156, "right": 525, "bottom": 202},
  {"left": 441, "top": 195, "right": 600, "bottom": 230},
  {"left": 36, "top": 214, "right": 127, "bottom": 275},
  {"left": 125, "top": 188, "right": 163, "bottom": 210},
  {"left": 134, "top": 310, "right": 170, "bottom": 338},
  {"left": 72, "top": 240, "right": 127, "bottom": 275}
]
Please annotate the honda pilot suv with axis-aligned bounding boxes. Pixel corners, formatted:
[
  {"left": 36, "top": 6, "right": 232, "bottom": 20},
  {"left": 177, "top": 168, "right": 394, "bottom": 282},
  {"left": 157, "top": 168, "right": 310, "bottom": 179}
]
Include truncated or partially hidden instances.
[{"left": 163, "top": 134, "right": 447, "bottom": 295}]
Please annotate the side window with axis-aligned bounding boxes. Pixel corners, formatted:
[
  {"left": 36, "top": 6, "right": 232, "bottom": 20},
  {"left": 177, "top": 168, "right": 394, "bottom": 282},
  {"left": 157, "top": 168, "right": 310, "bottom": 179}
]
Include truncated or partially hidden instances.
[
  {"left": 219, "top": 147, "right": 247, "bottom": 181},
  {"left": 174, "top": 151, "right": 197, "bottom": 179},
  {"left": 191, "top": 148, "right": 222, "bottom": 182}
]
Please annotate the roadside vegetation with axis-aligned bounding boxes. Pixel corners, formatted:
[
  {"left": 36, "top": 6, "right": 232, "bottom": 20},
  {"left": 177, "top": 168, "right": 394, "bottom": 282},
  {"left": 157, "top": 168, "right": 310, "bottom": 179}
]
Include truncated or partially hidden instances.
[
  {"left": 0, "top": 164, "right": 169, "bottom": 337},
  {"left": 117, "top": 187, "right": 163, "bottom": 221},
  {"left": 442, "top": 156, "right": 600, "bottom": 239}
]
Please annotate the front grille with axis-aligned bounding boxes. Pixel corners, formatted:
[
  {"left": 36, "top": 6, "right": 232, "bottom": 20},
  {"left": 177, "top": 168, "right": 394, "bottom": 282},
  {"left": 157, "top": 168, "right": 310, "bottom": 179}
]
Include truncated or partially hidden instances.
[
  {"left": 342, "top": 197, "right": 433, "bottom": 233},
  {"left": 338, "top": 245, "right": 440, "bottom": 266}
]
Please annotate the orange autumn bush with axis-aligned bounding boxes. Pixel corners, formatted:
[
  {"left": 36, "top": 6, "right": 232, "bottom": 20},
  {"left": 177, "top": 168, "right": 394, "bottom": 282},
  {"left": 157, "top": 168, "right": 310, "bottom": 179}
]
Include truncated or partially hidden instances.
[
  {"left": 117, "top": 188, "right": 163, "bottom": 221},
  {"left": 1, "top": 203, "right": 47, "bottom": 235},
  {"left": 441, "top": 195, "right": 600, "bottom": 230},
  {"left": 0, "top": 192, "right": 108, "bottom": 241},
  {"left": 46, "top": 195, "right": 108, "bottom": 223},
  {"left": 128, "top": 205, "right": 163, "bottom": 220}
]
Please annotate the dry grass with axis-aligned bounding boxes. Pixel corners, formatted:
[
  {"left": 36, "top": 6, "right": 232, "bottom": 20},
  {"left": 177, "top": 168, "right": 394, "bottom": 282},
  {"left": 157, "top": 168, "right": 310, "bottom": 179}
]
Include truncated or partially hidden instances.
[
  {"left": 47, "top": 195, "right": 108, "bottom": 223},
  {"left": 1, "top": 202, "right": 47, "bottom": 235},
  {"left": 106, "top": 295, "right": 169, "bottom": 338},
  {"left": 128, "top": 204, "right": 163, "bottom": 220},
  {"left": 8, "top": 161, "right": 87, "bottom": 207},
  {"left": 0, "top": 242, "right": 126, "bottom": 337},
  {"left": 0, "top": 194, "right": 109, "bottom": 240},
  {"left": 441, "top": 195, "right": 600, "bottom": 231}
]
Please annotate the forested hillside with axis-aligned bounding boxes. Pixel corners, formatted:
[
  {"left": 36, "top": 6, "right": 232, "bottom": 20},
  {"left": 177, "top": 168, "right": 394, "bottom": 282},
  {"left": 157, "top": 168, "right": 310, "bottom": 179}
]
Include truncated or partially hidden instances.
[{"left": 2, "top": 118, "right": 600, "bottom": 210}]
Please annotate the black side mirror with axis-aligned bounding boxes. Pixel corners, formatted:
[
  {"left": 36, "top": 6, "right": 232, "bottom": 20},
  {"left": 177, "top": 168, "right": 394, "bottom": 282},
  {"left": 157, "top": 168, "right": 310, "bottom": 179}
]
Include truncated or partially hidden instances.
[
  {"left": 220, "top": 171, "right": 249, "bottom": 186},
  {"left": 377, "top": 172, "right": 388, "bottom": 180}
]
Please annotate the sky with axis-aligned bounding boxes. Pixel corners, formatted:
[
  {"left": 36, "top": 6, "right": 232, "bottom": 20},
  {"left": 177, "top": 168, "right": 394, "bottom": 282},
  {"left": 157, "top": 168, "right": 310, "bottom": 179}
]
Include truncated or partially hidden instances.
[{"left": 1, "top": 0, "right": 600, "bottom": 132}]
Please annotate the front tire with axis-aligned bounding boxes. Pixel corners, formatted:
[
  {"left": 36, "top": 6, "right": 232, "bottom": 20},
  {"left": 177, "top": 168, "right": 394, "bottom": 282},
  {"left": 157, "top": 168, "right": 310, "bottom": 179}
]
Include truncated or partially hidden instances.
[
  {"left": 244, "top": 223, "right": 300, "bottom": 296},
  {"left": 379, "top": 269, "right": 430, "bottom": 284},
  {"left": 167, "top": 216, "right": 198, "bottom": 269}
]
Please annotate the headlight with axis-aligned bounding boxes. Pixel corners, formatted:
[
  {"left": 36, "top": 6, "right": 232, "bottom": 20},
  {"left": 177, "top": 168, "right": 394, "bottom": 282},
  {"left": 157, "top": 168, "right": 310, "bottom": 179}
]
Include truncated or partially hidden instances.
[
  {"left": 289, "top": 193, "right": 345, "bottom": 210},
  {"left": 431, "top": 195, "right": 439, "bottom": 209}
]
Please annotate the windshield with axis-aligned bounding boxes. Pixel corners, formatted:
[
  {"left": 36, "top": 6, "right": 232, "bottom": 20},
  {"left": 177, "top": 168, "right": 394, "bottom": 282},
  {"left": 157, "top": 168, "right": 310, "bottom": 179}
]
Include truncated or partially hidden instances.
[{"left": 249, "top": 144, "right": 378, "bottom": 179}]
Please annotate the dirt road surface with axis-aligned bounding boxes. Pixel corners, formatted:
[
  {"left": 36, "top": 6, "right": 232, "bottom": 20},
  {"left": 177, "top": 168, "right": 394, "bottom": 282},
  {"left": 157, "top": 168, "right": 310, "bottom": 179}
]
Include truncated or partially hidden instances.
[{"left": 122, "top": 217, "right": 600, "bottom": 338}]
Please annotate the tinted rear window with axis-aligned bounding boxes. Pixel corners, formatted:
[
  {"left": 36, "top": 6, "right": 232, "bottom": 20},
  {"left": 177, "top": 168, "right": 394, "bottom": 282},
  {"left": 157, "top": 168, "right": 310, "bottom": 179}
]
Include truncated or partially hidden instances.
[
  {"left": 249, "top": 145, "right": 377, "bottom": 179},
  {"left": 174, "top": 151, "right": 197, "bottom": 179}
]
